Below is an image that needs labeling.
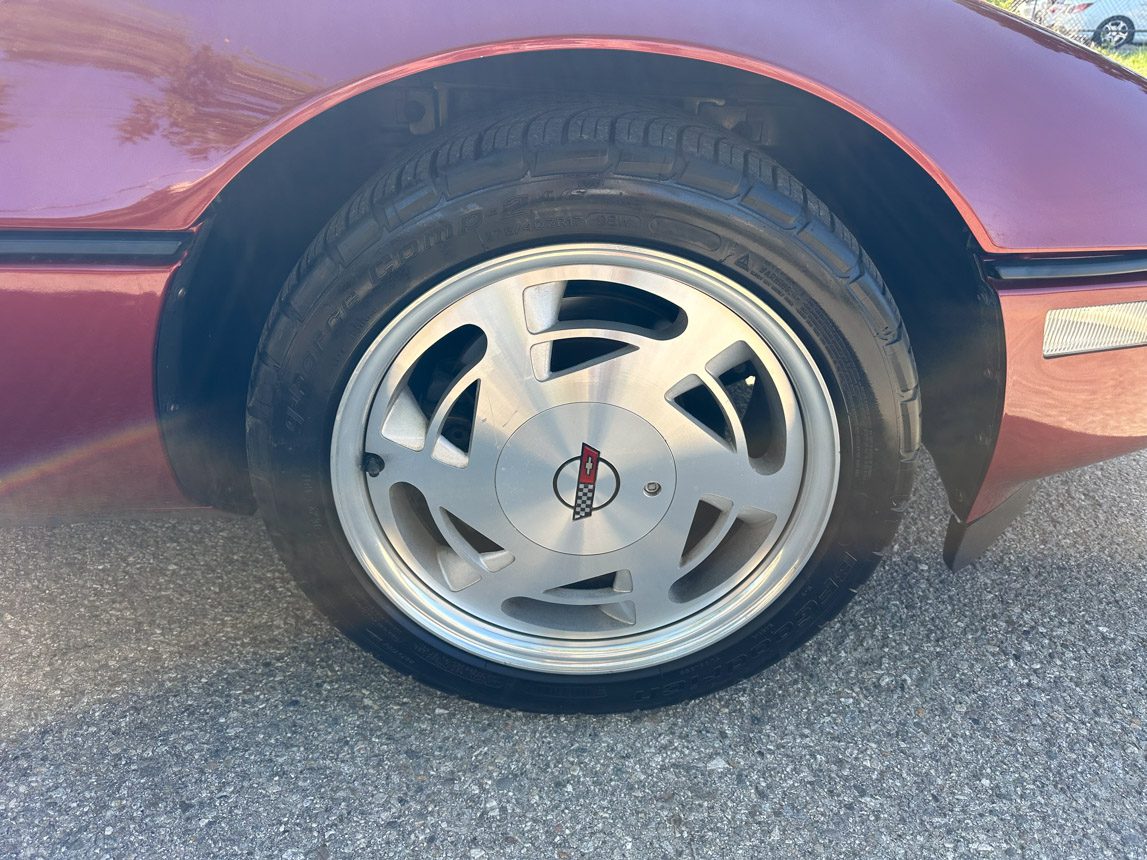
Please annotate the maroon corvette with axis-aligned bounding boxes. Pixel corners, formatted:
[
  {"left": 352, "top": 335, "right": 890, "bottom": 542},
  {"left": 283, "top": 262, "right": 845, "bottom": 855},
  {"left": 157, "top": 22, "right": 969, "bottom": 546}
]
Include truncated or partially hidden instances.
[{"left": 2, "top": 0, "right": 1145, "bottom": 711}]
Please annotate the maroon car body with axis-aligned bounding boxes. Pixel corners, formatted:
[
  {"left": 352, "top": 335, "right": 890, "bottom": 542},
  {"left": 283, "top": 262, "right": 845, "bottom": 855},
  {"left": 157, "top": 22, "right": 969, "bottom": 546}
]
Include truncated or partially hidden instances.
[{"left": 1, "top": 0, "right": 1145, "bottom": 565}]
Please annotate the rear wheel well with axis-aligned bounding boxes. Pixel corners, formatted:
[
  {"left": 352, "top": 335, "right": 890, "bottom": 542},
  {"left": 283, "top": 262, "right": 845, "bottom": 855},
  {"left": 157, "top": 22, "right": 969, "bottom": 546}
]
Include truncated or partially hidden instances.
[{"left": 157, "top": 49, "right": 1002, "bottom": 518}]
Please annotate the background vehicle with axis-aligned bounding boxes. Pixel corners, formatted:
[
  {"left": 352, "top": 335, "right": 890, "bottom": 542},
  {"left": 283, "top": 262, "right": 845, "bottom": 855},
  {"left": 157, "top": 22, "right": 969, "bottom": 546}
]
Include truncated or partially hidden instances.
[
  {"left": 2, "top": 0, "right": 1146, "bottom": 712},
  {"left": 1016, "top": 0, "right": 1147, "bottom": 46}
]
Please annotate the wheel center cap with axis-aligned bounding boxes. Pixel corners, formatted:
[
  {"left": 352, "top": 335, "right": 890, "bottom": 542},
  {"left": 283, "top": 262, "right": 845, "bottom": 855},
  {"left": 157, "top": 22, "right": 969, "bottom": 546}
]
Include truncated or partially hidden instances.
[{"left": 495, "top": 403, "right": 676, "bottom": 555}]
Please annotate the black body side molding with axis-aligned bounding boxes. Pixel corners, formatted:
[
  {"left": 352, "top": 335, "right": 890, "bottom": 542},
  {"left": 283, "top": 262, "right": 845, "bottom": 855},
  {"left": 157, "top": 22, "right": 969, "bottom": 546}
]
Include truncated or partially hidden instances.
[
  {"left": 0, "top": 230, "right": 192, "bottom": 263},
  {"left": 987, "top": 253, "right": 1147, "bottom": 282}
]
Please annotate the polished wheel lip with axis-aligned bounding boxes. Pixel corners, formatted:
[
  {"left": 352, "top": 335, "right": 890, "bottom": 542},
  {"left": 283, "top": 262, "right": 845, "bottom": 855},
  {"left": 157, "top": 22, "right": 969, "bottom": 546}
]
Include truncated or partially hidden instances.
[{"left": 330, "top": 244, "right": 840, "bottom": 674}]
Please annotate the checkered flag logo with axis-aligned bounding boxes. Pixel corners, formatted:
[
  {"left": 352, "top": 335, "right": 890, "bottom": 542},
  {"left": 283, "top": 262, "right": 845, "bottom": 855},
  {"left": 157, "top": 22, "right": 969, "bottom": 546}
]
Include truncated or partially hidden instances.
[{"left": 572, "top": 443, "right": 601, "bottom": 521}]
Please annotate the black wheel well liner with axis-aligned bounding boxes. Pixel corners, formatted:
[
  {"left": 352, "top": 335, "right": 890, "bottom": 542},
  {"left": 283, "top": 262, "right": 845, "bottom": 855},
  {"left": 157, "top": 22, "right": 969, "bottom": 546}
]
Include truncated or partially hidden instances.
[{"left": 156, "top": 48, "right": 1003, "bottom": 519}]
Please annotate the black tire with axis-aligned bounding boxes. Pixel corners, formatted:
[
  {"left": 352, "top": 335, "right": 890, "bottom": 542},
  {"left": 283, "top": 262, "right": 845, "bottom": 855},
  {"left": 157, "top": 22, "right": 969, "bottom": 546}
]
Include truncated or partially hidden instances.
[
  {"left": 1094, "top": 16, "right": 1134, "bottom": 49},
  {"left": 247, "top": 100, "right": 920, "bottom": 713}
]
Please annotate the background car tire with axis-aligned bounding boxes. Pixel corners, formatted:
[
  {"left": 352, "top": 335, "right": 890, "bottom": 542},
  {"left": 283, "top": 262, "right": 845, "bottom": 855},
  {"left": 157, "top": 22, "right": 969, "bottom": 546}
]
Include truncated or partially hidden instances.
[
  {"left": 1094, "top": 16, "right": 1134, "bottom": 49},
  {"left": 247, "top": 100, "right": 921, "bottom": 712}
]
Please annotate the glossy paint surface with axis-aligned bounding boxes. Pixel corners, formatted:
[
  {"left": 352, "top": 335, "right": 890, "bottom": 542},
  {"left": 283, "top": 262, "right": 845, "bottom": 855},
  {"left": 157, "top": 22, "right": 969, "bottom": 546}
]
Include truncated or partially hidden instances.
[
  {"left": 2, "top": 0, "right": 1147, "bottom": 253},
  {"left": 0, "top": 266, "right": 190, "bottom": 522},
  {"left": 970, "top": 279, "right": 1147, "bottom": 519}
]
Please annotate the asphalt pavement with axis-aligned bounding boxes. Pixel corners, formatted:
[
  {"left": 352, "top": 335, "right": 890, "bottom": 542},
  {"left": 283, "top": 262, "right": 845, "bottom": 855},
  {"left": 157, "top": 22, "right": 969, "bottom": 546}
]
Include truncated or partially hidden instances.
[{"left": 1, "top": 454, "right": 1145, "bottom": 859}]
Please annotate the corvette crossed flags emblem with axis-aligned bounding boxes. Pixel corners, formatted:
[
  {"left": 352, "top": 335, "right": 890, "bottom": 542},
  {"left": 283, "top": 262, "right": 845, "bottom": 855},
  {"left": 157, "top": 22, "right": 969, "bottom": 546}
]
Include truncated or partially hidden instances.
[{"left": 572, "top": 443, "right": 601, "bottom": 521}]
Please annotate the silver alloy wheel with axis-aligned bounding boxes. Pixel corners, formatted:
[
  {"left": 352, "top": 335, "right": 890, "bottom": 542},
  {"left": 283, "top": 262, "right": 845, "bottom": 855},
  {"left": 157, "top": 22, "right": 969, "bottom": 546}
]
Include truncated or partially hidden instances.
[
  {"left": 1099, "top": 17, "right": 1132, "bottom": 47},
  {"left": 331, "top": 244, "right": 840, "bottom": 674}
]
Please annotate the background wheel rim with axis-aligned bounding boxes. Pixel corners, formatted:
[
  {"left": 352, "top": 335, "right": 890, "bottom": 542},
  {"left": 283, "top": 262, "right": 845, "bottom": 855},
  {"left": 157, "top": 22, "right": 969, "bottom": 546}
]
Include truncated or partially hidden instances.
[
  {"left": 1100, "top": 19, "right": 1131, "bottom": 47},
  {"left": 331, "top": 244, "right": 840, "bottom": 674}
]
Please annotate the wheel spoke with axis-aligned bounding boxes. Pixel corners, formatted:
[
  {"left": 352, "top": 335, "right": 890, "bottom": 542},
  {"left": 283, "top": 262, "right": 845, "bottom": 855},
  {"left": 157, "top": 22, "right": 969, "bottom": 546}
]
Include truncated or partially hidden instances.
[
  {"left": 652, "top": 383, "right": 805, "bottom": 521},
  {"left": 367, "top": 445, "right": 520, "bottom": 565},
  {"left": 625, "top": 573, "right": 689, "bottom": 629},
  {"left": 604, "top": 499, "right": 697, "bottom": 622},
  {"left": 674, "top": 424, "right": 803, "bottom": 519},
  {"left": 448, "top": 550, "right": 627, "bottom": 622}
]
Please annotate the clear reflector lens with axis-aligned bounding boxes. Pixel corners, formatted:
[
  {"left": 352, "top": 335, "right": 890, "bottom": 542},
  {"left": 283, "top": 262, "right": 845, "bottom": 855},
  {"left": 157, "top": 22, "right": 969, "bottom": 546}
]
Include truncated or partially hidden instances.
[{"left": 1043, "top": 301, "right": 1147, "bottom": 358}]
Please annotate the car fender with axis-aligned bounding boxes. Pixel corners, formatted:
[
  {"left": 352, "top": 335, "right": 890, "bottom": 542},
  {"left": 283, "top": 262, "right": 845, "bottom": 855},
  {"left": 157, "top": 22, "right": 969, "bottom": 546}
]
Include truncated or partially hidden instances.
[{"left": 1, "top": 0, "right": 1146, "bottom": 253}]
